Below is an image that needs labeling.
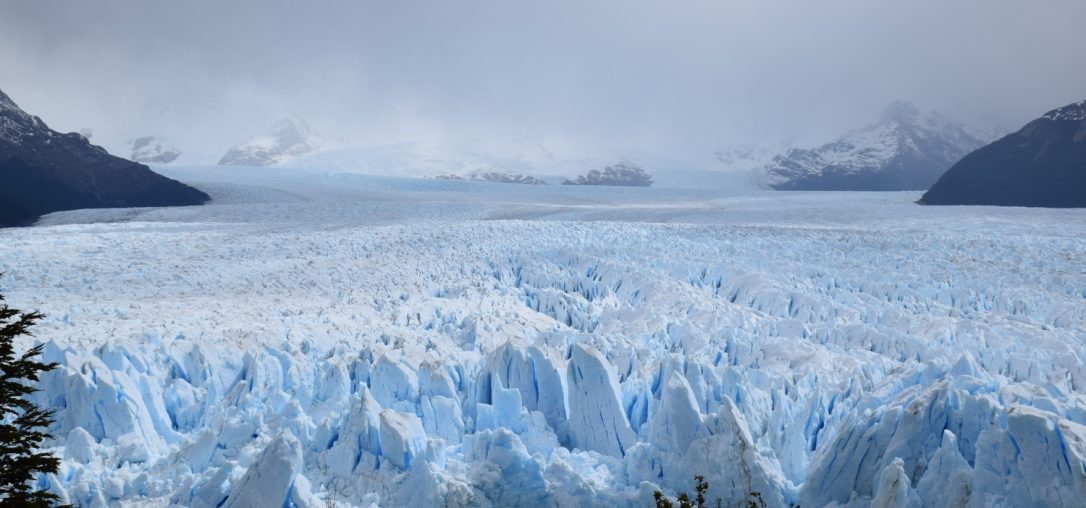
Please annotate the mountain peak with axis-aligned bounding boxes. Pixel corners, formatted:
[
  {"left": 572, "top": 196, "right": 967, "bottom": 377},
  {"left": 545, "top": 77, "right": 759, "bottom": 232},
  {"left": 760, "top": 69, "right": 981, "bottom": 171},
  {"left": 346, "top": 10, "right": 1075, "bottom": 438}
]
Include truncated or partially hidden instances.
[
  {"left": 218, "top": 117, "right": 319, "bottom": 166},
  {"left": 0, "top": 88, "right": 18, "bottom": 111},
  {"left": 881, "top": 100, "right": 921, "bottom": 121},
  {"left": 1041, "top": 99, "right": 1086, "bottom": 122},
  {"left": 765, "top": 103, "right": 984, "bottom": 191}
]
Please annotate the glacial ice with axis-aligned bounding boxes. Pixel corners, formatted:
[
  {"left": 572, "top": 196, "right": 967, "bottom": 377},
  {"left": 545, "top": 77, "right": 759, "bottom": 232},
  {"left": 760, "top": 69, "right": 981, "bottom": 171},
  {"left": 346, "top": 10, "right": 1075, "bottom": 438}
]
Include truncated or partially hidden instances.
[{"left": 1, "top": 168, "right": 1084, "bottom": 506}]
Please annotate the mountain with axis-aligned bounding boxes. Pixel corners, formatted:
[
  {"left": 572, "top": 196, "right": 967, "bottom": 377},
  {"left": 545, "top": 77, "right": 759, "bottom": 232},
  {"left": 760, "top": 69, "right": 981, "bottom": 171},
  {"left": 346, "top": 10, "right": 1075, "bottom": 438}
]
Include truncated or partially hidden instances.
[
  {"left": 921, "top": 100, "right": 1086, "bottom": 207},
  {"left": 0, "top": 88, "right": 209, "bottom": 227},
  {"left": 130, "top": 136, "right": 182, "bottom": 164},
  {"left": 283, "top": 139, "right": 555, "bottom": 178},
  {"left": 715, "top": 144, "right": 775, "bottom": 172},
  {"left": 562, "top": 161, "right": 654, "bottom": 186},
  {"left": 435, "top": 171, "right": 546, "bottom": 184},
  {"left": 218, "top": 118, "right": 317, "bottom": 166},
  {"left": 765, "top": 102, "right": 985, "bottom": 191}
]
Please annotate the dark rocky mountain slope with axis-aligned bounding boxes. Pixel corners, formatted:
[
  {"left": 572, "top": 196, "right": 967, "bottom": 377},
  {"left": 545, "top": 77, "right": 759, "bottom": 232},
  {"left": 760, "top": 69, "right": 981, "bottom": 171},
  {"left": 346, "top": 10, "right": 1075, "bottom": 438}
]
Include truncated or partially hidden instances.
[
  {"left": 0, "top": 89, "right": 208, "bottom": 227},
  {"left": 921, "top": 100, "right": 1086, "bottom": 207}
]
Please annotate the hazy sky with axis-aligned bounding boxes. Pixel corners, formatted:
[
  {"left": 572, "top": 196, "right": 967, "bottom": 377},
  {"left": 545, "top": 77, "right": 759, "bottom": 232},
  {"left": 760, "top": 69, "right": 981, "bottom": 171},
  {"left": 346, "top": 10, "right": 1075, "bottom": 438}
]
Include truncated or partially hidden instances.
[{"left": 2, "top": 0, "right": 1084, "bottom": 158}]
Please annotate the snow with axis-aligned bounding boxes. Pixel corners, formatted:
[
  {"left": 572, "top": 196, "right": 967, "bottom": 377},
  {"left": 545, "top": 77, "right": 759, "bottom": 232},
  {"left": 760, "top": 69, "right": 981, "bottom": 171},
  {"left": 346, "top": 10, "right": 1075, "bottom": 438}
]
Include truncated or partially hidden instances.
[
  {"left": 1, "top": 165, "right": 1085, "bottom": 506},
  {"left": 1041, "top": 100, "right": 1086, "bottom": 122},
  {"left": 218, "top": 118, "right": 319, "bottom": 166},
  {"left": 763, "top": 102, "right": 985, "bottom": 185}
]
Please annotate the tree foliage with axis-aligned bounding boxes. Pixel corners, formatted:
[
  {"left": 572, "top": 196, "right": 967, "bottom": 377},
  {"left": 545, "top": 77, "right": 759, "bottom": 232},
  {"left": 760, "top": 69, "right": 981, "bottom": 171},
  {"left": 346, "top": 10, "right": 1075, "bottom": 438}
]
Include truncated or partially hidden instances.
[
  {"left": 653, "top": 475, "right": 769, "bottom": 508},
  {"left": 0, "top": 282, "right": 63, "bottom": 507}
]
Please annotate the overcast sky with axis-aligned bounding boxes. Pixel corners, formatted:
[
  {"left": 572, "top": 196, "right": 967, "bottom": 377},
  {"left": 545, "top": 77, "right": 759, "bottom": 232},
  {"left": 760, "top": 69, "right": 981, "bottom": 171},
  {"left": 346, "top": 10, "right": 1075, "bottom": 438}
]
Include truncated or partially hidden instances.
[{"left": 2, "top": 0, "right": 1084, "bottom": 158}]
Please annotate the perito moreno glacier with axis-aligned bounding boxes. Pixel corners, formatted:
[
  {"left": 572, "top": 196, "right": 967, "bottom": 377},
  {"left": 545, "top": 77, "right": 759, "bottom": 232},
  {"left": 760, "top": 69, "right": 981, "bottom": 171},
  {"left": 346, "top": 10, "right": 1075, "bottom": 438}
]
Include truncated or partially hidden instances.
[{"left": 1, "top": 167, "right": 1084, "bottom": 507}]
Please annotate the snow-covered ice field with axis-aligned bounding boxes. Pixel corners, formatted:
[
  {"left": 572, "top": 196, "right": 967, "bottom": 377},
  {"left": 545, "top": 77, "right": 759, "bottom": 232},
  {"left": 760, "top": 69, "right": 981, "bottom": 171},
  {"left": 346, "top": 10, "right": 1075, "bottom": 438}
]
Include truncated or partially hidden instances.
[{"left": 2, "top": 166, "right": 1085, "bottom": 507}]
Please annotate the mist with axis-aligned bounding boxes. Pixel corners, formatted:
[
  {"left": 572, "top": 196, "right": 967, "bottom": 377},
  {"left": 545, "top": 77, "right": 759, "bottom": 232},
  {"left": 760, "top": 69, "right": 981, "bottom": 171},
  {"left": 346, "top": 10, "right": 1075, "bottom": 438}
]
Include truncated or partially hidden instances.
[{"left": 2, "top": 0, "right": 1084, "bottom": 160}]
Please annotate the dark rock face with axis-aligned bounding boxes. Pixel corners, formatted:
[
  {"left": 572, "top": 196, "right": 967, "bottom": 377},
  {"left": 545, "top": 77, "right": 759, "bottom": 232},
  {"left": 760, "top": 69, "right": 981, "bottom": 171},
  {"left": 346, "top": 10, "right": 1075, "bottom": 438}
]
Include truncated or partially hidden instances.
[
  {"left": 130, "top": 136, "right": 182, "bottom": 164},
  {"left": 218, "top": 118, "right": 315, "bottom": 166},
  {"left": 435, "top": 172, "right": 546, "bottom": 184},
  {"left": 766, "top": 102, "right": 985, "bottom": 191},
  {"left": 0, "top": 89, "right": 209, "bottom": 227},
  {"left": 562, "top": 161, "right": 654, "bottom": 187},
  {"left": 921, "top": 100, "right": 1086, "bottom": 208}
]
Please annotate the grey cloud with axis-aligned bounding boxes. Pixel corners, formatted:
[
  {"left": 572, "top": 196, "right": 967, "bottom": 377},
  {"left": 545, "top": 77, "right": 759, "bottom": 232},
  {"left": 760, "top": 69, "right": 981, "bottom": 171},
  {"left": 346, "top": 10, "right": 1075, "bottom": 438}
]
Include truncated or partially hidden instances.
[{"left": 1, "top": 0, "right": 1083, "bottom": 159}]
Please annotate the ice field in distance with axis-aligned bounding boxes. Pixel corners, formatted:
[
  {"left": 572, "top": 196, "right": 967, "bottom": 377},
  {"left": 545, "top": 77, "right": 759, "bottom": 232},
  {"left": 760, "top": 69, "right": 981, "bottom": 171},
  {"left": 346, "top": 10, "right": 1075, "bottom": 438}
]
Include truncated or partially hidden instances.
[{"left": 1, "top": 165, "right": 1085, "bottom": 507}]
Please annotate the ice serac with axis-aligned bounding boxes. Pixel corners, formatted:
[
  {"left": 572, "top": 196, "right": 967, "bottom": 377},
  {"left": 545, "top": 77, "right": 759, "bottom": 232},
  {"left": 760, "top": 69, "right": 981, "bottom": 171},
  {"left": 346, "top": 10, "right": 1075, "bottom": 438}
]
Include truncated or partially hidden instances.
[
  {"left": 564, "top": 343, "right": 636, "bottom": 457},
  {"left": 222, "top": 432, "right": 304, "bottom": 508},
  {"left": 915, "top": 431, "right": 971, "bottom": 507},
  {"left": 378, "top": 409, "right": 426, "bottom": 469},
  {"left": 765, "top": 101, "right": 985, "bottom": 191},
  {"left": 802, "top": 376, "right": 1086, "bottom": 508},
  {"left": 482, "top": 342, "right": 567, "bottom": 430},
  {"left": 0, "top": 87, "right": 208, "bottom": 227},
  {"left": 463, "top": 429, "right": 552, "bottom": 506},
  {"left": 972, "top": 406, "right": 1086, "bottom": 507},
  {"left": 921, "top": 99, "right": 1086, "bottom": 207},
  {"left": 870, "top": 458, "right": 921, "bottom": 508}
]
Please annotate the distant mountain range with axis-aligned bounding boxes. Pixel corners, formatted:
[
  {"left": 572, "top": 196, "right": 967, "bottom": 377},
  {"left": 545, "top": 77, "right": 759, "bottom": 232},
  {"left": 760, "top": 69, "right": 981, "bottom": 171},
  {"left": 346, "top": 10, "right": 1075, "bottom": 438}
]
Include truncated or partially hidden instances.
[
  {"left": 0, "top": 88, "right": 208, "bottom": 227},
  {"left": 435, "top": 172, "right": 546, "bottom": 185},
  {"left": 921, "top": 99, "right": 1086, "bottom": 208},
  {"left": 218, "top": 118, "right": 318, "bottom": 166},
  {"left": 765, "top": 102, "right": 986, "bottom": 191}
]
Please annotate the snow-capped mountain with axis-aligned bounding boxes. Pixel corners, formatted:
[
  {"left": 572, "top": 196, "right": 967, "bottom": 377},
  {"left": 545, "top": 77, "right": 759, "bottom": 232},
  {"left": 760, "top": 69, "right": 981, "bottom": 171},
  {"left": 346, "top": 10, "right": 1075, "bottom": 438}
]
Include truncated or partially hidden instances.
[
  {"left": 0, "top": 88, "right": 208, "bottom": 227},
  {"left": 562, "top": 161, "right": 654, "bottom": 186},
  {"left": 130, "top": 136, "right": 182, "bottom": 164},
  {"left": 922, "top": 99, "right": 1086, "bottom": 207},
  {"left": 765, "top": 101, "right": 985, "bottom": 191},
  {"left": 218, "top": 118, "right": 319, "bottom": 166},
  {"left": 715, "top": 144, "right": 775, "bottom": 172}
]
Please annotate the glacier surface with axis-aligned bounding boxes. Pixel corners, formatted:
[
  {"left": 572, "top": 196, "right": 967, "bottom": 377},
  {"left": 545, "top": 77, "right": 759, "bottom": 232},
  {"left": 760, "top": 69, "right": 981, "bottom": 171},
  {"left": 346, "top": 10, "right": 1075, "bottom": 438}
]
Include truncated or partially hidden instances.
[{"left": 1, "top": 166, "right": 1085, "bottom": 507}]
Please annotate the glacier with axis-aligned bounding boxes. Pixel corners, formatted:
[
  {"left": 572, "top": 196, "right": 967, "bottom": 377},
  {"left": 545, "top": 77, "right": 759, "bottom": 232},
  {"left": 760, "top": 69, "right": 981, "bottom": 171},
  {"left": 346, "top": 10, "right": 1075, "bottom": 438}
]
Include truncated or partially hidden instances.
[{"left": 1, "top": 165, "right": 1085, "bottom": 507}]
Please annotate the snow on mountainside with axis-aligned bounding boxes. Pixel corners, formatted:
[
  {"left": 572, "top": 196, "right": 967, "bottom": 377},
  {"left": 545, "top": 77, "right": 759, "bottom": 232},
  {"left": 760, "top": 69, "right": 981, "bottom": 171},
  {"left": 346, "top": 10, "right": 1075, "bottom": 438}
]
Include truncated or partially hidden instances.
[
  {"left": 130, "top": 135, "right": 182, "bottom": 164},
  {"left": 765, "top": 102, "right": 985, "bottom": 191},
  {"left": 1042, "top": 99, "right": 1086, "bottom": 121},
  {"left": 2, "top": 169, "right": 1085, "bottom": 507},
  {"left": 218, "top": 118, "right": 319, "bottom": 166},
  {"left": 715, "top": 144, "right": 775, "bottom": 172}
]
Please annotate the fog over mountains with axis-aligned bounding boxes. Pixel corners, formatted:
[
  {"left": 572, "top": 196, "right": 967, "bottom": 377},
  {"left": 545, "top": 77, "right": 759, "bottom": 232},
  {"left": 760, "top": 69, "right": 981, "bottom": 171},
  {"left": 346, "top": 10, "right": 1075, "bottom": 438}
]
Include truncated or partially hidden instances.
[{"left": 1, "top": 0, "right": 1083, "bottom": 166}]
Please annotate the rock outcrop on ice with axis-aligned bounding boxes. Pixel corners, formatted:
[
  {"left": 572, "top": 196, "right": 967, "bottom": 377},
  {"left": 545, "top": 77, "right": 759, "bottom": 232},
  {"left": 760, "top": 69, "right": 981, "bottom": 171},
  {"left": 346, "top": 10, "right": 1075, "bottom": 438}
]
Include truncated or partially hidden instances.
[
  {"left": 921, "top": 99, "right": 1086, "bottom": 207},
  {"left": 765, "top": 101, "right": 985, "bottom": 191},
  {"left": 435, "top": 171, "right": 547, "bottom": 185},
  {"left": 0, "top": 88, "right": 209, "bottom": 227},
  {"left": 129, "top": 136, "right": 182, "bottom": 164},
  {"left": 562, "top": 161, "right": 654, "bottom": 186},
  {"left": 218, "top": 118, "right": 318, "bottom": 167}
]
